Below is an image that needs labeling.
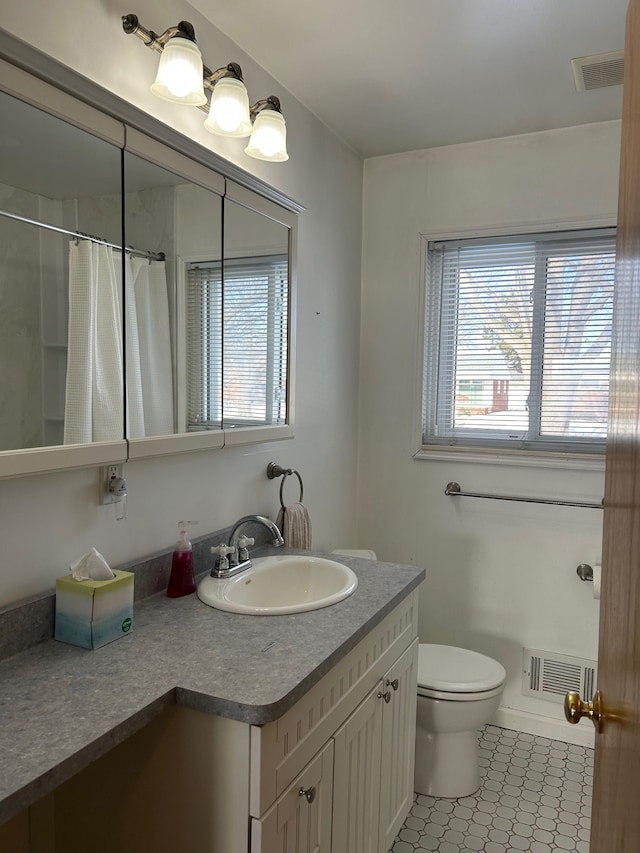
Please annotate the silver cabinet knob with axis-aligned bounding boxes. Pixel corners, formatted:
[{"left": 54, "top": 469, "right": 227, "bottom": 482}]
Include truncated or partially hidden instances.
[
  {"left": 378, "top": 690, "right": 392, "bottom": 703},
  {"left": 299, "top": 786, "right": 316, "bottom": 804},
  {"left": 386, "top": 678, "right": 399, "bottom": 691}
]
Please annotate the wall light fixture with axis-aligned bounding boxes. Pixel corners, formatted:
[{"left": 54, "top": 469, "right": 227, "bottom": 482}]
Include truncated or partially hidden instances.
[{"left": 122, "top": 14, "right": 288, "bottom": 162}]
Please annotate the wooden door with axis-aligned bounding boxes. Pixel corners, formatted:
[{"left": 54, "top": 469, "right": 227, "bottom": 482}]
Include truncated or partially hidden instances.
[
  {"left": 378, "top": 640, "right": 418, "bottom": 853},
  {"left": 590, "top": 0, "right": 640, "bottom": 849}
]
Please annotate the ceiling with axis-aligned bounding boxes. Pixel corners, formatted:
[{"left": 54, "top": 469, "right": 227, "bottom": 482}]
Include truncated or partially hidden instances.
[{"left": 189, "top": 0, "right": 627, "bottom": 159}]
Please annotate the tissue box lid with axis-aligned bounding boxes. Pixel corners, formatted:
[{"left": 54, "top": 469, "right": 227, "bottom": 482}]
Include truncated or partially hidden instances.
[{"left": 56, "top": 570, "right": 134, "bottom": 594}]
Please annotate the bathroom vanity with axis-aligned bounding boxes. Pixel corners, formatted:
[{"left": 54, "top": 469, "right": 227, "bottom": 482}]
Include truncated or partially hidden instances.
[{"left": 0, "top": 555, "right": 424, "bottom": 853}]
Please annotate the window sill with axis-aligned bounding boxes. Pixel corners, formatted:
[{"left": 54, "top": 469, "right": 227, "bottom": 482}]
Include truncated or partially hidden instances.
[
  {"left": 414, "top": 445, "right": 606, "bottom": 472},
  {"left": 223, "top": 424, "right": 294, "bottom": 446}
]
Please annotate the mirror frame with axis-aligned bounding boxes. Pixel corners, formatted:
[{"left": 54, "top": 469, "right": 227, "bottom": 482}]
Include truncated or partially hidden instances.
[{"left": 0, "top": 32, "right": 302, "bottom": 478}]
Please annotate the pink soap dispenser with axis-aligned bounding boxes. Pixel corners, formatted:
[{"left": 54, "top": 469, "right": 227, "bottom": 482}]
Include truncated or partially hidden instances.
[{"left": 167, "top": 521, "right": 197, "bottom": 597}]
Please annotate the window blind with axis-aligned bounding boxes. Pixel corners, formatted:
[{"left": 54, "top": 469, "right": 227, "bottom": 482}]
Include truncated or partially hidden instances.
[
  {"left": 423, "top": 229, "right": 616, "bottom": 453},
  {"left": 186, "top": 262, "right": 222, "bottom": 430},
  {"left": 186, "top": 255, "right": 288, "bottom": 431}
]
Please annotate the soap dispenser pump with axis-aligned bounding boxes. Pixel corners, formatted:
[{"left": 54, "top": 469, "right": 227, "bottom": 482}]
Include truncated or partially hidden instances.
[{"left": 167, "top": 521, "right": 198, "bottom": 598}]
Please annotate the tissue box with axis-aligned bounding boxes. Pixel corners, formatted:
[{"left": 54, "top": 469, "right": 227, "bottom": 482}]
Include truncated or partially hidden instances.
[{"left": 55, "top": 570, "right": 134, "bottom": 650}]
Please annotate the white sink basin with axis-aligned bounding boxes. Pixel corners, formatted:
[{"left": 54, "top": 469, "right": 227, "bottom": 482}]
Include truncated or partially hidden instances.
[{"left": 197, "top": 554, "right": 358, "bottom": 615}]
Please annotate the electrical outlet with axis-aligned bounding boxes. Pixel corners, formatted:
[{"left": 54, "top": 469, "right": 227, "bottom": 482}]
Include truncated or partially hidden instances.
[{"left": 101, "top": 464, "right": 124, "bottom": 505}]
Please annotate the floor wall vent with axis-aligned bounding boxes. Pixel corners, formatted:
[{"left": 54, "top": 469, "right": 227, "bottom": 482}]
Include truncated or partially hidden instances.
[
  {"left": 522, "top": 647, "right": 597, "bottom": 704},
  {"left": 571, "top": 50, "right": 624, "bottom": 92}
]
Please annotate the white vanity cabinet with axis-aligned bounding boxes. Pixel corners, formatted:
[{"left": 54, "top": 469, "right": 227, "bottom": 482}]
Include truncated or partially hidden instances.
[
  {"left": 332, "top": 641, "right": 418, "bottom": 853},
  {"left": 249, "top": 590, "right": 419, "bottom": 853},
  {"left": 251, "top": 638, "right": 417, "bottom": 853}
]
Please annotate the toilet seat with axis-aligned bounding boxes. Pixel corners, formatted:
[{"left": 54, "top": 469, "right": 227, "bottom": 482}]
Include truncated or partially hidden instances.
[{"left": 417, "top": 644, "right": 506, "bottom": 702}]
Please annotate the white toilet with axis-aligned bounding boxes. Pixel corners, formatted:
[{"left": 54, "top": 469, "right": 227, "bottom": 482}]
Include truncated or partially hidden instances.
[{"left": 415, "top": 644, "right": 506, "bottom": 799}]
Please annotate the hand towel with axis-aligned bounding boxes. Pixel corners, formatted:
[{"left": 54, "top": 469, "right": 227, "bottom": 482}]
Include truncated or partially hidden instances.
[{"left": 276, "top": 502, "right": 312, "bottom": 549}]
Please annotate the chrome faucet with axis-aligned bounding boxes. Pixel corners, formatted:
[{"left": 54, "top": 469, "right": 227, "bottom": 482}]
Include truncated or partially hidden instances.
[
  {"left": 211, "top": 515, "right": 284, "bottom": 579},
  {"left": 230, "top": 514, "right": 284, "bottom": 549}
]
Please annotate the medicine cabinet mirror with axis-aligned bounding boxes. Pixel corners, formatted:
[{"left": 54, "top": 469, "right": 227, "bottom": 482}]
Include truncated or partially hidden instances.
[{"left": 0, "top": 53, "right": 297, "bottom": 477}]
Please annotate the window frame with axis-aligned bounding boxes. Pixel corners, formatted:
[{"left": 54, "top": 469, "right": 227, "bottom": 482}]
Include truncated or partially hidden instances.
[
  {"left": 181, "top": 252, "right": 289, "bottom": 433},
  {"left": 416, "top": 219, "right": 617, "bottom": 464}
]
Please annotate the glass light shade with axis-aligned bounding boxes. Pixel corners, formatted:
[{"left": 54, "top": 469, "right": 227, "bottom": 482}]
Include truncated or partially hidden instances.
[
  {"left": 204, "top": 78, "right": 252, "bottom": 137},
  {"left": 245, "top": 109, "right": 289, "bottom": 162},
  {"left": 150, "top": 36, "right": 207, "bottom": 106}
]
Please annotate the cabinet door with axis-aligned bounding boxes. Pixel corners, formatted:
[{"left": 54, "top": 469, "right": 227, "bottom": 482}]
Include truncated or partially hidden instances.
[
  {"left": 332, "top": 682, "right": 384, "bottom": 853},
  {"left": 378, "top": 639, "right": 418, "bottom": 853},
  {"left": 252, "top": 740, "right": 334, "bottom": 853}
]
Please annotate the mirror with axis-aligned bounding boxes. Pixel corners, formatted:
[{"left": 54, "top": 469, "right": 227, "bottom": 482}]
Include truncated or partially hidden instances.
[
  {"left": 124, "top": 144, "right": 295, "bottom": 456},
  {"left": 123, "top": 150, "right": 223, "bottom": 442},
  {"left": 194, "top": 197, "right": 290, "bottom": 433},
  {"left": 0, "top": 58, "right": 297, "bottom": 475},
  {"left": 0, "top": 88, "right": 123, "bottom": 452}
]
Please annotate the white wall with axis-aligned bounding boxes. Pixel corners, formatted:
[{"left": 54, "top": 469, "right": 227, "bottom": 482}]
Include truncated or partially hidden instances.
[
  {"left": 359, "top": 122, "right": 621, "bottom": 737},
  {"left": 0, "top": 0, "right": 363, "bottom": 606}
]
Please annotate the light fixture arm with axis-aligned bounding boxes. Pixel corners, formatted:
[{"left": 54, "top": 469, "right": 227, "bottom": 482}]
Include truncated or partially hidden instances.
[
  {"left": 122, "top": 14, "right": 197, "bottom": 52},
  {"left": 203, "top": 61, "right": 245, "bottom": 91},
  {"left": 250, "top": 95, "right": 283, "bottom": 121}
]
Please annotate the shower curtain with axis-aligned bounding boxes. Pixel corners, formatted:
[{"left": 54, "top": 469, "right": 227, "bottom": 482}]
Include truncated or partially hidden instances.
[
  {"left": 64, "top": 240, "right": 174, "bottom": 443},
  {"left": 64, "top": 241, "right": 123, "bottom": 444}
]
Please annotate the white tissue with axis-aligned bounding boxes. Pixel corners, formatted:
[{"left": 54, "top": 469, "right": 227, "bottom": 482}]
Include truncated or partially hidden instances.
[
  {"left": 70, "top": 547, "right": 115, "bottom": 581},
  {"left": 592, "top": 563, "right": 601, "bottom": 600}
]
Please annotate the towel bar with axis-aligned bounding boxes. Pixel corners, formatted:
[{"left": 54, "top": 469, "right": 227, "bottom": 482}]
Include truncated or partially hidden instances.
[
  {"left": 267, "top": 462, "right": 304, "bottom": 510},
  {"left": 445, "top": 481, "right": 603, "bottom": 509}
]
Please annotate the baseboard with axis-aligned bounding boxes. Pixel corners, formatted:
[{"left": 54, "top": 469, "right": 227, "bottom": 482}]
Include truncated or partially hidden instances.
[{"left": 492, "top": 706, "right": 595, "bottom": 749}]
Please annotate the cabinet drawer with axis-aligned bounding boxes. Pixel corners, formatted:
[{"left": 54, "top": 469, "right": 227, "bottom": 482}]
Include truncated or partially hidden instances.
[
  {"left": 251, "top": 740, "right": 334, "bottom": 853},
  {"left": 250, "top": 590, "right": 418, "bottom": 816}
]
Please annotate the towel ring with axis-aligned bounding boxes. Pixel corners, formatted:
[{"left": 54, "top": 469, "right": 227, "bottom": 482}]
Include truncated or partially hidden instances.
[{"left": 267, "top": 462, "right": 304, "bottom": 510}]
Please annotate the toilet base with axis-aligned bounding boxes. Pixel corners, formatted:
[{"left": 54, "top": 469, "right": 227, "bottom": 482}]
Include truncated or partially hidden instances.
[{"left": 414, "top": 728, "right": 480, "bottom": 799}]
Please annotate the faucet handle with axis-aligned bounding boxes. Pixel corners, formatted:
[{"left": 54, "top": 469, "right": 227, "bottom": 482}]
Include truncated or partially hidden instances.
[
  {"left": 210, "top": 544, "right": 235, "bottom": 575},
  {"left": 237, "top": 536, "right": 254, "bottom": 561},
  {"left": 211, "top": 544, "right": 235, "bottom": 557}
]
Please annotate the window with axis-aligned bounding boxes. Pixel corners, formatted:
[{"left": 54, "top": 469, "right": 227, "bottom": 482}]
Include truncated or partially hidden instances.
[
  {"left": 422, "top": 228, "right": 616, "bottom": 454},
  {"left": 186, "top": 254, "right": 288, "bottom": 431}
]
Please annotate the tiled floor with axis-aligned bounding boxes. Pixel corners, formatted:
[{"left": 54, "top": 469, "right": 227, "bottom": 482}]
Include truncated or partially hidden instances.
[{"left": 391, "top": 724, "right": 593, "bottom": 853}]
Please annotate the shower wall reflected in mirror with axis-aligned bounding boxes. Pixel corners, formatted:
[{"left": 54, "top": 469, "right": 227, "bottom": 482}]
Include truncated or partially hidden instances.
[{"left": 0, "top": 90, "right": 123, "bottom": 450}]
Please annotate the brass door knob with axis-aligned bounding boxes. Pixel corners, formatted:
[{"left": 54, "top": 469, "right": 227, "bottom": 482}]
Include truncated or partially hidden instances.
[{"left": 564, "top": 689, "right": 603, "bottom": 732}]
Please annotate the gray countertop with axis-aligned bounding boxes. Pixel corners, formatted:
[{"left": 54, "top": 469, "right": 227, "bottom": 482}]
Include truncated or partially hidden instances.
[{"left": 0, "top": 551, "right": 424, "bottom": 826}]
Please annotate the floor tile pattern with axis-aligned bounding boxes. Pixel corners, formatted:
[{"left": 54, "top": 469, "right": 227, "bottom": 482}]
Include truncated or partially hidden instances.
[{"left": 391, "top": 724, "right": 593, "bottom": 853}]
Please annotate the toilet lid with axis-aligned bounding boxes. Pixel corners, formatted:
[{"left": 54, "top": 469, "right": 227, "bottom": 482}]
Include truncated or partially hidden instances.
[{"left": 417, "top": 644, "right": 506, "bottom": 693}]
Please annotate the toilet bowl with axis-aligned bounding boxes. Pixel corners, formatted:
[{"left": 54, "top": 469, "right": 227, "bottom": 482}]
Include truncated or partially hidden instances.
[{"left": 415, "top": 644, "right": 506, "bottom": 798}]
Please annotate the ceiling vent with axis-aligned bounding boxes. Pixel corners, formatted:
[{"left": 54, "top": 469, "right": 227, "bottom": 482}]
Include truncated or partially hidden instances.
[{"left": 571, "top": 50, "right": 625, "bottom": 92}]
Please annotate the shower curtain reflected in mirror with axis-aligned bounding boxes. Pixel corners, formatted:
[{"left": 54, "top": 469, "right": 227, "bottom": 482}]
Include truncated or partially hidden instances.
[
  {"left": 128, "top": 256, "right": 174, "bottom": 437},
  {"left": 63, "top": 240, "right": 173, "bottom": 443}
]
